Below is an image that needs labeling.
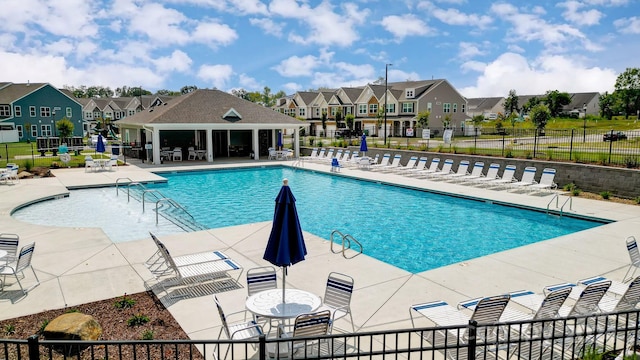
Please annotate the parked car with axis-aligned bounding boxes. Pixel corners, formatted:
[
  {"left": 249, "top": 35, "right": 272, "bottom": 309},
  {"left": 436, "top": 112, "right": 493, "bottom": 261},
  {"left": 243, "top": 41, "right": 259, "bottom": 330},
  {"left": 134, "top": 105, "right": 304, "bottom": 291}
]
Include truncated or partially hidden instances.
[{"left": 603, "top": 131, "right": 627, "bottom": 141}]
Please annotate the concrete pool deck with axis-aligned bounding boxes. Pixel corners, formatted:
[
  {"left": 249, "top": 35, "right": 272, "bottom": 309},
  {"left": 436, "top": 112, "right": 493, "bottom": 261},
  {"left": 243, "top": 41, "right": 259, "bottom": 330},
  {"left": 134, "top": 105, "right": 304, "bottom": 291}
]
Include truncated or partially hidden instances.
[{"left": 1, "top": 158, "right": 639, "bottom": 344}]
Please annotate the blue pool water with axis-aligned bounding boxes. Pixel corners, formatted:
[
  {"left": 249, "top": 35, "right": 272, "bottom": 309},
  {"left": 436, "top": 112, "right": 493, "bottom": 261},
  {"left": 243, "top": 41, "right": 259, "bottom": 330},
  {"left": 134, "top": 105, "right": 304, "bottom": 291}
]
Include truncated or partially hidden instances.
[{"left": 142, "top": 167, "right": 602, "bottom": 273}]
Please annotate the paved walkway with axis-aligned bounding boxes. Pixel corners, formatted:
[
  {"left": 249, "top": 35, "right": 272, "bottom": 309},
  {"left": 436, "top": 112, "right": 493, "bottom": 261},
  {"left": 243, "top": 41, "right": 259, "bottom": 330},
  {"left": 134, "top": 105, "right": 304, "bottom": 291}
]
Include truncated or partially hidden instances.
[{"left": 0, "top": 158, "right": 639, "bottom": 345}]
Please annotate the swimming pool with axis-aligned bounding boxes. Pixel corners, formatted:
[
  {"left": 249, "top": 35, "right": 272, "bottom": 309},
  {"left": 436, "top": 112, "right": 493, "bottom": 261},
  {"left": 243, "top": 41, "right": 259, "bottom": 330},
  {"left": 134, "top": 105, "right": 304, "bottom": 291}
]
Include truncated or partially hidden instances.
[{"left": 13, "top": 167, "right": 603, "bottom": 273}]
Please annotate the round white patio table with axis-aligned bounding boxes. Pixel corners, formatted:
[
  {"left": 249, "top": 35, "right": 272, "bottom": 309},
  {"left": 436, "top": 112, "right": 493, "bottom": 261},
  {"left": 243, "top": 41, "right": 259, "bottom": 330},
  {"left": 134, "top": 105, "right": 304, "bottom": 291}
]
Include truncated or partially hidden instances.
[{"left": 245, "top": 288, "right": 321, "bottom": 320}]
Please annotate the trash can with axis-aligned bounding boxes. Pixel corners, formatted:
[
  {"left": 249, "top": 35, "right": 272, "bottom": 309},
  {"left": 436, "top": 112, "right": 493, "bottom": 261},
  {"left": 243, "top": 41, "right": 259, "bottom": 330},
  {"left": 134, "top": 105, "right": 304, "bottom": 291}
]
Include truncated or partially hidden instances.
[{"left": 112, "top": 146, "right": 120, "bottom": 156}]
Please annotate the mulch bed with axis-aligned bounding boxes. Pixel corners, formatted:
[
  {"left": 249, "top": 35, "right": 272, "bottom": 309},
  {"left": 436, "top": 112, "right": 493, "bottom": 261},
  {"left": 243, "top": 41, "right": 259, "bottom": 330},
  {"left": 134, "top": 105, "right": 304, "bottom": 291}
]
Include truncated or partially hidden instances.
[{"left": 0, "top": 291, "right": 204, "bottom": 359}]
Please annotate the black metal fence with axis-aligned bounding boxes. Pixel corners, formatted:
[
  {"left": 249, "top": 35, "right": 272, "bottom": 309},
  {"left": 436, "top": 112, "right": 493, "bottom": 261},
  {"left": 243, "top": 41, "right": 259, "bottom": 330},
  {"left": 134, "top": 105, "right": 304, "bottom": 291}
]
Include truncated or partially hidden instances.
[
  {"left": 302, "top": 128, "right": 640, "bottom": 168},
  {"left": 2, "top": 309, "right": 640, "bottom": 359}
]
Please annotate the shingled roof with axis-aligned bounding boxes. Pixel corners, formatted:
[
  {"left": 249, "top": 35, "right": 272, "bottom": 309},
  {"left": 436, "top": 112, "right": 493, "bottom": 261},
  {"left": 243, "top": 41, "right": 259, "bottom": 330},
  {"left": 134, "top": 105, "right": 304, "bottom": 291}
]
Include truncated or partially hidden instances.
[{"left": 119, "top": 89, "right": 305, "bottom": 127}]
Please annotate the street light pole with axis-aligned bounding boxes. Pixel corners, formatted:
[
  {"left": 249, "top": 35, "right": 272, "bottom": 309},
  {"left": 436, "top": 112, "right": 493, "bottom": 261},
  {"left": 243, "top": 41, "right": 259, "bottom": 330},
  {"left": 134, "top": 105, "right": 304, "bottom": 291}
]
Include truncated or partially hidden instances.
[
  {"left": 582, "top": 103, "right": 587, "bottom": 143},
  {"left": 384, "top": 63, "right": 392, "bottom": 146},
  {"left": 52, "top": 109, "right": 56, "bottom": 137}
]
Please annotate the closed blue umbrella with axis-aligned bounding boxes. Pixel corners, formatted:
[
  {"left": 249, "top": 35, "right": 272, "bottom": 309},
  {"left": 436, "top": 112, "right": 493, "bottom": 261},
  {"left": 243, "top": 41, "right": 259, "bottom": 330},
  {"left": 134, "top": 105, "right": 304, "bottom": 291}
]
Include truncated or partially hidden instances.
[
  {"left": 360, "top": 134, "right": 368, "bottom": 156},
  {"left": 96, "top": 134, "right": 106, "bottom": 158},
  {"left": 277, "top": 131, "right": 283, "bottom": 150},
  {"left": 263, "top": 179, "right": 307, "bottom": 303}
]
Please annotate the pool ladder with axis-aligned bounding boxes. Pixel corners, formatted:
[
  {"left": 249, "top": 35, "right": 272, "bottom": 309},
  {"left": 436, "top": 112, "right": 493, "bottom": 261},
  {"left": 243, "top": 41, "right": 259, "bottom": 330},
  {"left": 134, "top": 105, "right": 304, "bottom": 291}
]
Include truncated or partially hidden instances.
[
  {"left": 546, "top": 193, "right": 573, "bottom": 217},
  {"left": 330, "top": 230, "right": 363, "bottom": 259},
  {"left": 115, "top": 178, "right": 206, "bottom": 232}
]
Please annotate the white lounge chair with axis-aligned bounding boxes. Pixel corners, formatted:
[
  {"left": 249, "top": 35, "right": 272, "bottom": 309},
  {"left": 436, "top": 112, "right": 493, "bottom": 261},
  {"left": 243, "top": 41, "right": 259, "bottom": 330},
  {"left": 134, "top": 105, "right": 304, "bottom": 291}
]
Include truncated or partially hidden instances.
[
  {"left": 440, "top": 160, "right": 469, "bottom": 181},
  {"left": 468, "top": 163, "right": 501, "bottom": 185},
  {"left": 402, "top": 156, "right": 428, "bottom": 176},
  {"left": 485, "top": 164, "right": 517, "bottom": 188},
  {"left": 376, "top": 154, "right": 402, "bottom": 172},
  {"left": 624, "top": 236, "right": 640, "bottom": 283},
  {"left": 453, "top": 161, "right": 484, "bottom": 182},
  {"left": 146, "top": 233, "right": 231, "bottom": 276},
  {"left": 413, "top": 158, "right": 440, "bottom": 177},
  {"left": 509, "top": 166, "right": 537, "bottom": 190},
  {"left": 0, "top": 164, "right": 18, "bottom": 184},
  {"left": 310, "top": 148, "right": 326, "bottom": 162},
  {"left": 301, "top": 148, "right": 319, "bottom": 161},
  {"left": 527, "top": 168, "right": 558, "bottom": 192},
  {"left": 410, "top": 295, "right": 510, "bottom": 360},
  {"left": 369, "top": 153, "right": 391, "bottom": 170},
  {"left": 425, "top": 158, "right": 454, "bottom": 179},
  {"left": 391, "top": 156, "right": 418, "bottom": 174}
]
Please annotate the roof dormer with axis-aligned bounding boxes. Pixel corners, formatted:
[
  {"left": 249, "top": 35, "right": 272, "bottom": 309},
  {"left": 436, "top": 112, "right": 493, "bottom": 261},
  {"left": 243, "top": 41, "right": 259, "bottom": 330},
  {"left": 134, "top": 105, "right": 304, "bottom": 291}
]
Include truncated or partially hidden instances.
[{"left": 405, "top": 88, "right": 415, "bottom": 99}]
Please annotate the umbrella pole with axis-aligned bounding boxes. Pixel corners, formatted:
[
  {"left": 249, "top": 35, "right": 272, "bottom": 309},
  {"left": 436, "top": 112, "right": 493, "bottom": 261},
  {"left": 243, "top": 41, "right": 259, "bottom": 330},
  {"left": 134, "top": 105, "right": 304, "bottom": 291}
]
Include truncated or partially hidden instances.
[{"left": 282, "top": 266, "right": 286, "bottom": 304}]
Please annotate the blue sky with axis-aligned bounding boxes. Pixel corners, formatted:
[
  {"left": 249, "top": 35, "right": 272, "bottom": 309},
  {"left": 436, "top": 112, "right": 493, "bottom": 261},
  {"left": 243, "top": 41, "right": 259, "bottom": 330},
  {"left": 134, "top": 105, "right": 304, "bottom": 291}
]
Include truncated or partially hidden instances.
[{"left": 0, "top": 0, "right": 638, "bottom": 98}]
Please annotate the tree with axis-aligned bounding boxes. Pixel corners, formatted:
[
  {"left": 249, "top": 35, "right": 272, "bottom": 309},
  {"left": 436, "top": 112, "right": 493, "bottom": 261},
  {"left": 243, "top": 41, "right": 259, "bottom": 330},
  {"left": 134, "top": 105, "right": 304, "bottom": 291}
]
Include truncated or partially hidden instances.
[
  {"left": 334, "top": 107, "right": 343, "bottom": 126},
  {"left": 614, "top": 67, "right": 640, "bottom": 119},
  {"left": 416, "top": 110, "right": 430, "bottom": 128},
  {"left": 529, "top": 103, "right": 551, "bottom": 130},
  {"left": 231, "top": 88, "right": 249, "bottom": 100},
  {"left": 56, "top": 118, "right": 74, "bottom": 139},
  {"left": 503, "top": 89, "right": 520, "bottom": 116},
  {"left": 543, "top": 90, "right": 571, "bottom": 117},
  {"left": 345, "top": 114, "right": 355, "bottom": 132},
  {"left": 261, "top": 86, "right": 274, "bottom": 107},
  {"left": 522, "top": 96, "right": 541, "bottom": 114},
  {"left": 441, "top": 114, "right": 452, "bottom": 129},
  {"left": 321, "top": 110, "right": 327, "bottom": 136},
  {"left": 599, "top": 91, "right": 616, "bottom": 120},
  {"left": 156, "top": 89, "right": 181, "bottom": 96}
]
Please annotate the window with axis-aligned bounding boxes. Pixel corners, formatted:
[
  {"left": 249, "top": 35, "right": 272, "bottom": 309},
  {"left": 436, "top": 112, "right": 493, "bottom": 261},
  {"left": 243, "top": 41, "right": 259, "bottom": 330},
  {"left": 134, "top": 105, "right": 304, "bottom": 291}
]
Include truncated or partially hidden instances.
[
  {"left": 453, "top": 103, "right": 457, "bottom": 113},
  {"left": 128, "top": 110, "right": 135, "bottom": 116},
  {"left": 402, "top": 103, "right": 414, "bottom": 113},
  {"left": 369, "top": 104, "right": 378, "bottom": 114},
  {"left": 331, "top": 107, "right": 337, "bottom": 116},
  {"left": 17, "top": 125, "right": 23, "bottom": 138},
  {"left": 14, "top": 106, "right": 21, "bottom": 117},
  {"left": 315, "top": 108, "right": 320, "bottom": 117},
  {"left": 406, "top": 88, "right": 415, "bottom": 98},
  {"left": 40, "top": 107, "right": 51, "bottom": 117},
  {"left": 30, "top": 106, "right": 36, "bottom": 117},
  {"left": 345, "top": 107, "right": 352, "bottom": 114},
  {"left": 358, "top": 104, "right": 367, "bottom": 114},
  {"left": 462, "top": 104, "right": 466, "bottom": 113},
  {"left": 31, "top": 125, "right": 37, "bottom": 137},
  {"left": 93, "top": 111, "right": 101, "bottom": 119},
  {"left": 41, "top": 124, "right": 52, "bottom": 137},
  {"left": 386, "top": 103, "right": 395, "bottom": 113},
  {"left": 66, "top": 107, "right": 72, "bottom": 118},
  {"left": 299, "top": 108, "right": 305, "bottom": 117},
  {"left": 0, "top": 105, "right": 10, "bottom": 117},
  {"left": 443, "top": 103, "right": 451, "bottom": 113},
  {"left": 427, "top": 102, "right": 432, "bottom": 112}
]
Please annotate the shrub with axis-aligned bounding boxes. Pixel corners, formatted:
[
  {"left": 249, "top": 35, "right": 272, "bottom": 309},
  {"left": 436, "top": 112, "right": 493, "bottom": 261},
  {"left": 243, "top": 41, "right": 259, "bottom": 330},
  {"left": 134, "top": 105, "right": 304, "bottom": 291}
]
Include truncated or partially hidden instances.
[
  {"left": 436, "top": 145, "right": 444, "bottom": 152},
  {"left": 524, "top": 151, "right": 532, "bottom": 159},
  {"left": 24, "top": 159, "right": 33, "bottom": 172},
  {"left": 142, "top": 330, "right": 155, "bottom": 340},
  {"left": 4, "top": 324, "right": 16, "bottom": 335},
  {"left": 624, "top": 156, "right": 639, "bottom": 168},
  {"left": 505, "top": 147, "right": 514, "bottom": 158},
  {"left": 563, "top": 183, "right": 575, "bottom": 191},
  {"left": 600, "top": 191, "right": 611, "bottom": 200},
  {"left": 114, "top": 294, "right": 136, "bottom": 309},
  {"left": 598, "top": 153, "right": 608, "bottom": 165},
  {"left": 546, "top": 150, "right": 554, "bottom": 160},
  {"left": 572, "top": 187, "right": 582, "bottom": 196},
  {"left": 127, "top": 314, "right": 150, "bottom": 327},
  {"left": 38, "top": 320, "right": 49, "bottom": 334},
  {"left": 317, "top": 140, "right": 323, "bottom": 147},
  {"left": 419, "top": 143, "right": 428, "bottom": 151},
  {"left": 573, "top": 153, "right": 582, "bottom": 163}
]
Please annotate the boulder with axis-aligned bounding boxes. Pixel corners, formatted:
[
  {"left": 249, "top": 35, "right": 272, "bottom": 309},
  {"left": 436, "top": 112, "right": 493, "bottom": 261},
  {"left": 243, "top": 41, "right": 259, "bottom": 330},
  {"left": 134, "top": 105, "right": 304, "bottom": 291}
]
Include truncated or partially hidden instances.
[{"left": 43, "top": 312, "right": 102, "bottom": 341}]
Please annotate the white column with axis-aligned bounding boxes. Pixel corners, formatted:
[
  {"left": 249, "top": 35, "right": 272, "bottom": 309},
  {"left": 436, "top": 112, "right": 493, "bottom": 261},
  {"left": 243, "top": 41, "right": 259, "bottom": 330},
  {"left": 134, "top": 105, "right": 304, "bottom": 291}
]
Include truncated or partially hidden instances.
[
  {"left": 152, "top": 129, "right": 161, "bottom": 165},
  {"left": 253, "top": 128, "right": 260, "bottom": 160},
  {"left": 294, "top": 128, "right": 300, "bottom": 158},
  {"left": 206, "top": 129, "right": 213, "bottom": 162}
]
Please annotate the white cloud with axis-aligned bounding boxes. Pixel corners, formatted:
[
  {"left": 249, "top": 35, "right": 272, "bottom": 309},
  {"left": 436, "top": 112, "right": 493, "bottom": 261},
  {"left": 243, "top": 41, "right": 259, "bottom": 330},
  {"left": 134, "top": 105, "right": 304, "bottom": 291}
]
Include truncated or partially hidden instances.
[
  {"left": 192, "top": 22, "right": 238, "bottom": 47},
  {"left": 558, "top": 1, "right": 604, "bottom": 26},
  {"left": 0, "top": 0, "right": 99, "bottom": 38},
  {"left": 460, "top": 52, "right": 617, "bottom": 97},
  {"left": 126, "top": 3, "right": 190, "bottom": 45},
  {"left": 460, "top": 60, "right": 486, "bottom": 73},
  {"left": 614, "top": 17, "right": 640, "bottom": 34},
  {"left": 197, "top": 64, "right": 234, "bottom": 89},
  {"left": 381, "top": 14, "right": 434, "bottom": 41},
  {"left": 431, "top": 7, "right": 492, "bottom": 28},
  {"left": 269, "top": 0, "right": 368, "bottom": 47},
  {"left": 238, "top": 74, "right": 262, "bottom": 90},
  {"left": 458, "top": 42, "right": 486, "bottom": 60},
  {"left": 334, "top": 63, "right": 376, "bottom": 79},
  {"left": 230, "top": 0, "right": 269, "bottom": 15},
  {"left": 387, "top": 68, "right": 421, "bottom": 82},
  {"left": 283, "top": 82, "right": 302, "bottom": 93},
  {"left": 249, "top": 18, "right": 284, "bottom": 37},
  {"left": 274, "top": 55, "right": 322, "bottom": 77},
  {"left": 507, "top": 44, "right": 525, "bottom": 53},
  {"left": 584, "top": 0, "right": 629, "bottom": 5},
  {"left": 44, "top": 39, "right": 75, "bottom": 56},
  {"left": 154, "top": 50, "right": 192, "bottom": 73}
]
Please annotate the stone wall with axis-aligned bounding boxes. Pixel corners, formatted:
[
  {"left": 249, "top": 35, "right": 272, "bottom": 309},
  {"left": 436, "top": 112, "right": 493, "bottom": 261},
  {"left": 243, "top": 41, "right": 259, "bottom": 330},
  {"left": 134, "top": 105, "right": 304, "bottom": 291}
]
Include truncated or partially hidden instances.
[{"left": 303, "top": 147, "right": 640, "bottom": 199}]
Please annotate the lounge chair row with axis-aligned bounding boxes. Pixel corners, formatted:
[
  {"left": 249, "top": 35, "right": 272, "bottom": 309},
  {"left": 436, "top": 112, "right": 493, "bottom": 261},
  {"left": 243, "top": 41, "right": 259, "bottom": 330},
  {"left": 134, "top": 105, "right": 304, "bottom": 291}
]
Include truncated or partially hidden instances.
[
  {"left": 363, "top": 153, "right": 558, "bottom": 192},
  {"left": 410, "top": 274, "right": 640, "bottom": 359}
]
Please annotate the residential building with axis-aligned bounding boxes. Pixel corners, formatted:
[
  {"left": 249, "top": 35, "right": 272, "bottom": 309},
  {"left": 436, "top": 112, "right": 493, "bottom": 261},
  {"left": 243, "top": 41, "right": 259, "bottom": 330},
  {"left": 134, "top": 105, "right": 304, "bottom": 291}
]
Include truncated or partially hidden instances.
[{"left": 0, "top": 82, "right": 83, "bottom": 142}]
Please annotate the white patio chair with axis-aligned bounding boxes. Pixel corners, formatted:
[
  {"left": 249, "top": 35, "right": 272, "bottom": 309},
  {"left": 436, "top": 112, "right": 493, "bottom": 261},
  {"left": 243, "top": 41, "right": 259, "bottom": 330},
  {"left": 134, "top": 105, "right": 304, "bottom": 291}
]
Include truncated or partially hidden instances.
[
  {"left": 104, "top": 155, "right": 118, "bottom": 171},
  {"left": 0, "top": 242, "right": 40, "bottom": 296},
  {"left": 0, "top": 233, "right": 19, "bottom": 264},
  {"left": 214, "top": 295, "right": 264, "bottom": 360},
  {"left": 84, "top": 156, "right": 98, "bottom": 172},
  {"left": 188, "top": 147, "right": 197, "bottom": 160},
  {"left": 624, "top": 236, "right": 640, "bottom": 282},
  {"left": 270, "top": 310, "right": 332, "bottom": 358},
  {"left": 316, "top": 272, "right": 355, "bottom": 333},
  {"left": 172, "top": 147, "right": 183, "bottom": 161}
]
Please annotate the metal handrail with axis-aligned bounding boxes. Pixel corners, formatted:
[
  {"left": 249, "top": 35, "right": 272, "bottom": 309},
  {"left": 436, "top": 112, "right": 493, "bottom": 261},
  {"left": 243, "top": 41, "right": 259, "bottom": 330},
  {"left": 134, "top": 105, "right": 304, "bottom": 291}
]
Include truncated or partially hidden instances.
[
  {"left": 142, "top": 190, "right": 164, "bottom": 212},
  {"left": 155, "top": 198, "right": 195, "bottom": 225},
  {"left": 546, "top": 193, "right": 559, "bottom": 214},
  {"left": 560, "top": 195, "right": 573, "bottom": 217},
  {"left": 330, "top": 230, "right": 363, "bottom": 258},
  {"left": 126, "top": 182, "right": 144, "bottom": 202},
  {"left": 115, "top": 177, "right": 132, "bottom": 195}
]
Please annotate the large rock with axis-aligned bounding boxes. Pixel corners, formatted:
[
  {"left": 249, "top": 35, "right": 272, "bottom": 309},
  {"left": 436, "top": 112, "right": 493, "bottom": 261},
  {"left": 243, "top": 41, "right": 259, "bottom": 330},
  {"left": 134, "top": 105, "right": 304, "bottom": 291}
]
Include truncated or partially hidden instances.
[{"left": 43, "top": 313, "right": 102, "bottom": 341}]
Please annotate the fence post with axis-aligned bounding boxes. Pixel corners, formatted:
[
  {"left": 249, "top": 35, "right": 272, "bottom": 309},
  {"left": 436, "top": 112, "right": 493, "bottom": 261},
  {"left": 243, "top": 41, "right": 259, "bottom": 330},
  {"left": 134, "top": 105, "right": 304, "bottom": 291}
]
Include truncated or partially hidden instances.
[
  {"left": 258, "top": 334, "right": 266, "bottom": 360},
  {"left": 569, "top": 129, "right": 574, "bottom": 161},
  {"left": 608, "top": 129, "right": 614, "bottom": 164},
  {"left": 533, "top": 129, "right": 538, "bottom": 158},
  {"left": 501, "top": 133, "right": 505, "bottom": 157},
  {"left": 467, "top": 320, "right": 477, "bottom": 360},
  {"left": 27, "top": 334, "right": 40, "bottom": 360}
]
